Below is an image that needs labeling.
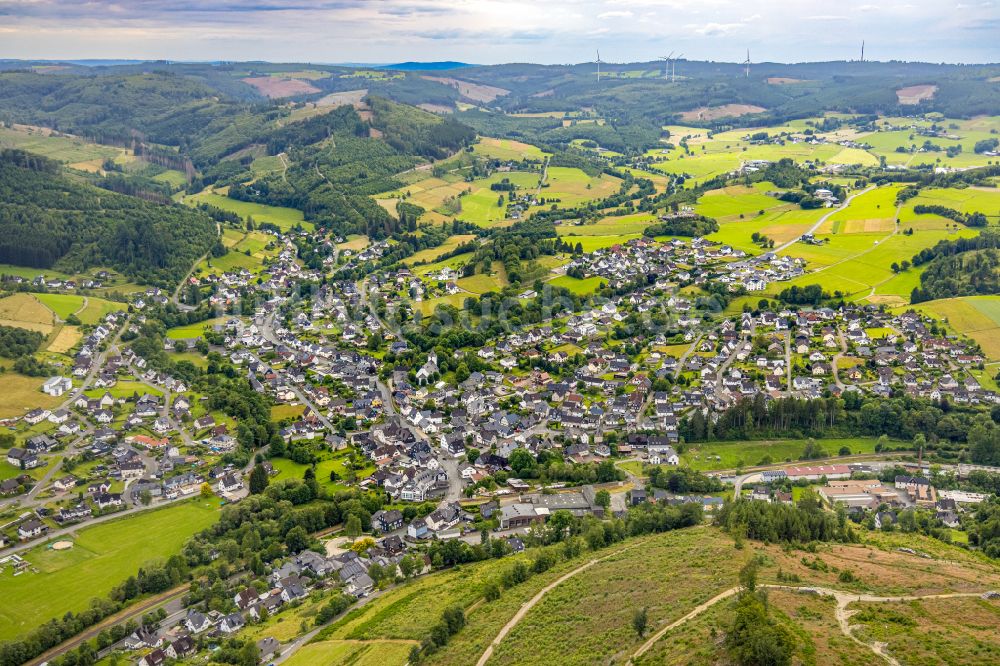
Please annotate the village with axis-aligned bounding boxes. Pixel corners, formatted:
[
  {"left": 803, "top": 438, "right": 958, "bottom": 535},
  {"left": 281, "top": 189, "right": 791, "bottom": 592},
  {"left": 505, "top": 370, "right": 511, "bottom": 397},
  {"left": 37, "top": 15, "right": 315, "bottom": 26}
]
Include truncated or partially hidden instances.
[{"left": 2, "top": 219, "right": 999, "bottom": 665}]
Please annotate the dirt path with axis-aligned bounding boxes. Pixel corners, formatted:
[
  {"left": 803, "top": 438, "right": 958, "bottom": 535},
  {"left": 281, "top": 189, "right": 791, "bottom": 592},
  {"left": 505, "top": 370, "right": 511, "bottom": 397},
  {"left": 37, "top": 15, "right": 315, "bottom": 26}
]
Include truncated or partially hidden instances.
[
  {"left": 628, "top": 584, "right": 994, "bottom": 665},
  {"left": 278, "top": 152, "right": 289, "bottom": 182},
  {"left": 631, "top": 586, "right": 741, "bottom": 659},
  {"left": 475, "top": 540, "right": 644, "bottom": 666},
  {"left": 475, "top": 558, "right": 600, "bottom": 666}
]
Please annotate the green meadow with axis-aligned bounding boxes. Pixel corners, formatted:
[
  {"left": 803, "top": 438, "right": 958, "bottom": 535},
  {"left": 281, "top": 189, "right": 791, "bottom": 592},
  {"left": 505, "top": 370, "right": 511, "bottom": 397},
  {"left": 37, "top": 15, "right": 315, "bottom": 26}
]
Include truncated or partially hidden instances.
[
  {"left": 0, "top": 501, "right": 220, "bottom": 642},
  {"left": 185, "top": 190, "right": 311, "bottom": 231}
]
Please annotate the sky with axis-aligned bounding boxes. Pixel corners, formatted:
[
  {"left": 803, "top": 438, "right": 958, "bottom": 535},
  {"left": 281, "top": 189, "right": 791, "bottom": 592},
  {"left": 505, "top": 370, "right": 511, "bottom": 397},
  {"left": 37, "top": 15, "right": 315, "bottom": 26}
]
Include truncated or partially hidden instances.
[{"left": 0, "top": 0, "right": 997, "bottom": 65}]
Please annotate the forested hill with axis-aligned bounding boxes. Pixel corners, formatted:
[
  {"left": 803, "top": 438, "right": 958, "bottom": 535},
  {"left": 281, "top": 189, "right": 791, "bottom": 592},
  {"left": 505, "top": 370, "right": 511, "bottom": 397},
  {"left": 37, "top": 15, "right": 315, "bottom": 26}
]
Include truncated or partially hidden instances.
[
  {"left": 0, "top": 149, "right": 217, "bottom": 287},
  {"left": 226, "top": 100, "right": 475, "bottom": 240}
]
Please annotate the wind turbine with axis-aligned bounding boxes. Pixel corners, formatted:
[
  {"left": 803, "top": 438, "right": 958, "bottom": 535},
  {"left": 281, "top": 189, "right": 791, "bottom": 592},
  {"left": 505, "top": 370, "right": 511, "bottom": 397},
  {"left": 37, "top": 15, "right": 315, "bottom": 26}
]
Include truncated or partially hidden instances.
[
  {"left": 743, "top": 49, "right": 751, "bottom": 78},
  {"left": 660, "top": 51, "right": 675, "bottom": 80},
  {"left": 595, "top": 50, "right": 603, "bottom": 83},
  {"left": 671, "top": 53, "right": 683, "bottom": 83}
]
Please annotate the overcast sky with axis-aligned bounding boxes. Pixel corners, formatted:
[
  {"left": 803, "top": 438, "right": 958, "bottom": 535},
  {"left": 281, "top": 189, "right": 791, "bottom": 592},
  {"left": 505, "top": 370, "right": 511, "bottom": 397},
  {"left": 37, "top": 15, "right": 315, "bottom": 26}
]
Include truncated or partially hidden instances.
[{"left": 0, "top": 0, "right": 997, "bottom": 65}]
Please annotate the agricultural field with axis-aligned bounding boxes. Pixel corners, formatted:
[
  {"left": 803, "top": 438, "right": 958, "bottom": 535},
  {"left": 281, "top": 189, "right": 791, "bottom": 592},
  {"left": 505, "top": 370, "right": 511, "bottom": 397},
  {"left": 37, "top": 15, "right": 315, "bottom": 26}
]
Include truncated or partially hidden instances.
[
  {"left": 33, "top": 293, "right": 121, "bottom": 325},
  {"left": 472, "top": 137, "right": 547, "bottom": 161},
  {"left": 904, "top": 186, "right": 1000, "bottom": 225},
  {"left": 199, "top": 229, "right": 278, "bottom": 276},
  {"left": 183, "top": 189, "right": 311, "bottom": 231},
  {"left": 0, "top": 500, "right": 220, "bottom": 642},
  {"left": 383, "top": 166, "right": 618, "bottom": 228},
  {"left": 556, "top": 213, "right": 656, "bottom": 238},
  {"left": 0, "top": 292, "right": 55, "bottom": 334},
  {"left": 0, "top": 360, "right": 61, "bottom": 418},
  {"left": 902, "top": 296, "right": 1000, "bottom": 361}
]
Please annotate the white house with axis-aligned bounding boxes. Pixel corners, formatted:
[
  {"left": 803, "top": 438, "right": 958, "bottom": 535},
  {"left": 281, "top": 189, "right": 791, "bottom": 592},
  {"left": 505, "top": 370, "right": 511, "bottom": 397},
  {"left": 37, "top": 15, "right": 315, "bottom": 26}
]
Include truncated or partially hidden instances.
[{"left": 41, "top": 376, "right": 72, "bottom": 397}]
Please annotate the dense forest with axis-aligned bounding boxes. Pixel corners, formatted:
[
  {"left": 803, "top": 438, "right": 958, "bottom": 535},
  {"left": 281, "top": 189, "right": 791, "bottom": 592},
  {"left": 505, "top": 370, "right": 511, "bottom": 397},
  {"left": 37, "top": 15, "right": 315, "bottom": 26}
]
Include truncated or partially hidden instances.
[
  {"left": 0, "top": 150, "right": 217, "bottom": 286},
  {"left": 911, "top": 248, "right": 1000, "bottom": 303},
  {"left": 1, "top": 60, "right": 997, "bottom": 161},
  {"left": 0, "top": 324, "right": 44, "bottom": 358}
]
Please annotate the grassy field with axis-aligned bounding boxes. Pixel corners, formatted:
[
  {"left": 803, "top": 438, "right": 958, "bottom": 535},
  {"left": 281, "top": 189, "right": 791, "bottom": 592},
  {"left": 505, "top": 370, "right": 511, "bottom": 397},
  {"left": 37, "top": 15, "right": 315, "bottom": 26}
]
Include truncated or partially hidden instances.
[
  {"left": 0, "top": 293, "right": 55, "bottom": 334},
  {"left": 453, "top": 262, "right": 509, "bottom": 295},
  {"left": 271, "top": 403, "right": 307, "bottom": 421},
  {"left": 903, "top": 296, "right": 1000, "bottom": 361},
  {"left": 200, "top": 230, "right": 278, "bottom": 276},
  {"left": 403, "top": 234, "right": 476, "bottom": 266},
  {"left": 285, "top": 640, "right": 415, "bottom": 666},
  {"left": 184, "top": 189, "right": 311, "bottom": 231},
  {"left": 337, "top": 234, "right": 371, "bottom": 252},
  {"left": 270, "top": 452, "right": 373, "bottom": 492},
  {"left": 384, "top": 166, "right": 618, "bottom": 228},
  {"left": 484, "top": 527, "right": 739, "bottom": 666},
  {"left": 308, "top": 516, "right": 1000, "bottom": 666},
  {"left": 852, "top": 596, "right": 1000, "bottom": 664},
  {"left": 0, "top": 125, "right": 122, "bottom": 165},
  {"left": 0, "top": 500, "right": 220, "bottom": 642},
  {"left": 0, "top": 360, "right": 61, "bottom": 418},
  {"left": 680, "top": 437, "right": 886, "bottom": 470},
  {"left": 556, "top": 213, "right": 656, "bottom": 237},
  {"left": 33, "top": 294, "right": 121, "bottom": 325},
  {"left": 549, "top": 275, "right": 606, "bottom": 295},
  {"left": 165, "top": 317, "right": 229, "bottom": 340},
  {"left": 472, "top": 137, "right": 547, "bottom": 161}
]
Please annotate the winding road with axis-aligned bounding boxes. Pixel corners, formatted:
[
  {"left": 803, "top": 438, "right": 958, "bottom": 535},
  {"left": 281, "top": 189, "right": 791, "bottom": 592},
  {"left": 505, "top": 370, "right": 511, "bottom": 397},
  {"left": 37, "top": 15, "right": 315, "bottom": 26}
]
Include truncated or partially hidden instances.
[{"left": 771, "top": 185, "right": 874, "bottom": 254}]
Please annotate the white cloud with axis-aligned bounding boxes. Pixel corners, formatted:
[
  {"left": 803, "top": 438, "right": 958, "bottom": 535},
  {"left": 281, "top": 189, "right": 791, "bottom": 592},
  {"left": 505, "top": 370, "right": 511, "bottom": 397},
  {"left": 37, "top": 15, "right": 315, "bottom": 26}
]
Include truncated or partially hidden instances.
[
  {"left": 0, "top": 0, "right": 993, "bottom": 64},
  {"left": 687, "top": 21, "right": 745, "bottom": 36}
]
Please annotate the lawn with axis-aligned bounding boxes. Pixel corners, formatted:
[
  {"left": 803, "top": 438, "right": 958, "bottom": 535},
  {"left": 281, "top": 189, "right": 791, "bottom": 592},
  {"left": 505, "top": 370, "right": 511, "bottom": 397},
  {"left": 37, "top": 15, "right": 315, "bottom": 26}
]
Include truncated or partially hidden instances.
[
  {"left": 184, "top": 190, "right": 311, "bottom": 231},
  {"left": 271, "top": 403, "right": 307, "bottom": 421},
  {"left": 0, "top": 500, "right": 220, "bottom": 642},
  {"left": 165, "top": 317, "right": 229, "bottom": 340},
  {"left": 681, "top": 437, "right": 887, "bottom": 470},
  {"left": 549, "top": 275, "right": 606, "bottom": 295},
  {"left": 337, "top": 234, "right": 371, "bottom": 252}
]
